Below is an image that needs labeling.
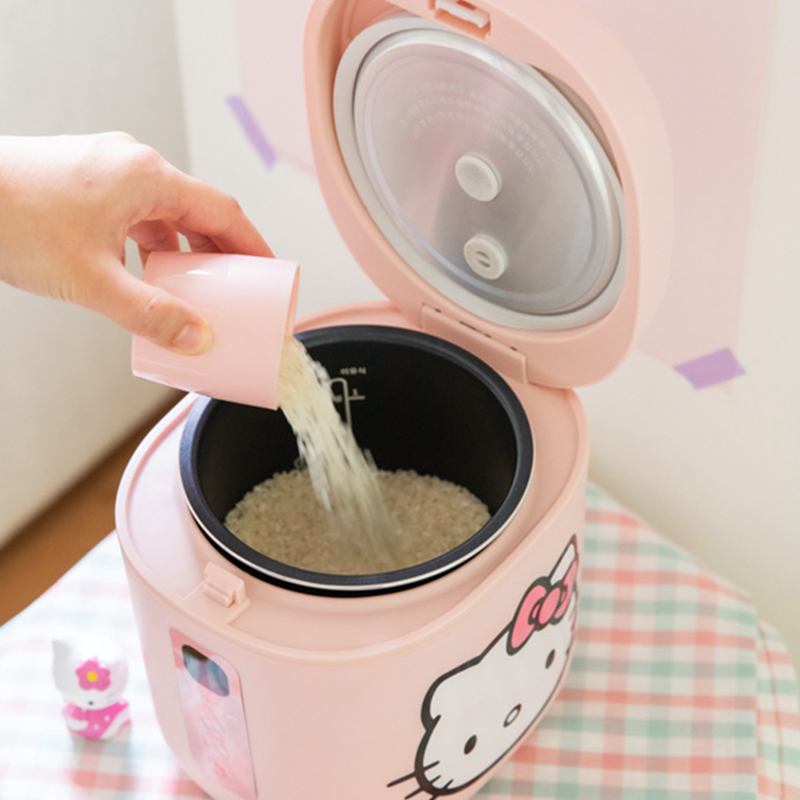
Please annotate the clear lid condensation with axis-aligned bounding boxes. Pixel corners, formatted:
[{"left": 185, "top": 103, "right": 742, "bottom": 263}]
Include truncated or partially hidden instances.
[{"left": 334, "top": 17, "right": 625, "bottom": 332}]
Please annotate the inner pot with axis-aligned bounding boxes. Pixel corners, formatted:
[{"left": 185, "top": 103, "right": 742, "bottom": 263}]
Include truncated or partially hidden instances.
[{"left": 180, "top": 325, "right": 533, "bottom": 595}]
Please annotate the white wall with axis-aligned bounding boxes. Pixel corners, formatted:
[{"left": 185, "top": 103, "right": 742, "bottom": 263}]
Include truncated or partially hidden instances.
[
  {"left": 579, "top": 0, "right": 800, "bottom": 662},
  {"left": 172, "top": 1, "right": 382, "bottom": 317},
  {"left": 0, "top": 1, "right": 186, "bottom": 545},
  {"left": 173, "top": 0, "right": 799, "bottom": 665}
]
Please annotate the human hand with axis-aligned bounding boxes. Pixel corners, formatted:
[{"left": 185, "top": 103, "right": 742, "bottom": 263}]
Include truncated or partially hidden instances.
[{"left": 0, "top": 132, "right": 271, "bottom": 354}]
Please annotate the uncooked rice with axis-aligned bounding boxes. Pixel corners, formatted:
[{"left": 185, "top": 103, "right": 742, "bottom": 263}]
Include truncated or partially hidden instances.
[
  {"left": 225, "top": 468, "right": 491, "bottom": 574},
  {"left": 224, "top": 336, "right": 490, "bottom": 574},
  {"left": 274, "top": 336, "right": 398, "bottom": 569}
]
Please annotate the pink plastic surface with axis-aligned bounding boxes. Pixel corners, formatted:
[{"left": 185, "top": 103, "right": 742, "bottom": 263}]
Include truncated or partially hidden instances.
[
  {"left": 303, "top": 0, "right": 674, "bottom": 388},
  {"left": 117, "top": 300, "right": 589, "bottom": 800},
  {"left": 131, "top": 252, "right": 299, "bottom": 409}
]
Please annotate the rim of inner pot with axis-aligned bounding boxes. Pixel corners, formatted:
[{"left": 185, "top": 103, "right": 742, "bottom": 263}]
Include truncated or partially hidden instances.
[{"left": 179, "top": 326, "right": 533, "bottom": 596}]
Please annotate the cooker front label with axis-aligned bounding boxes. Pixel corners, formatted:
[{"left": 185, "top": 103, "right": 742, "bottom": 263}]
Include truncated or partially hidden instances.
[{"left": 170, "top": 630, "right": 257, "bottom": 800}]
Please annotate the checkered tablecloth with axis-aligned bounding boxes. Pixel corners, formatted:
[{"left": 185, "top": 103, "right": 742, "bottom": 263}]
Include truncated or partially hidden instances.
[{"left": 1, "top": 483, "right": 798, "bottom": 799}]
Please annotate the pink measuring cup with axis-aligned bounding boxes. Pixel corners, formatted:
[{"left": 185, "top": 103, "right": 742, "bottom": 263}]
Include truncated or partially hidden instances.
[{"left": 131, "top": 251, "right": 300, "bottom": 409}]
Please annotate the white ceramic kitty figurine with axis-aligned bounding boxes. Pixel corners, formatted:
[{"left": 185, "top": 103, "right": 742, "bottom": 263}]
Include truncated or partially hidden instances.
[{"left": 52, "top": 637, "right": 130, "bottom": 740}]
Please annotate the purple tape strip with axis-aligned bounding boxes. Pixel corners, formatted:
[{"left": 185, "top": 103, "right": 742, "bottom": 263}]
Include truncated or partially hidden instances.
[
  {"left": 226, "top": 95, "right": 277, "bottom": 169},
  {"left": 674, "top": 348, "right": 746, "bottom": 389}
]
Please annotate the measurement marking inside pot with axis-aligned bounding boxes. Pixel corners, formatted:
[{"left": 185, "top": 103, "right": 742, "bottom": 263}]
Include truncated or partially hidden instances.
[{"left": 329, "top": 376, "right": 366, "bottom": 429}]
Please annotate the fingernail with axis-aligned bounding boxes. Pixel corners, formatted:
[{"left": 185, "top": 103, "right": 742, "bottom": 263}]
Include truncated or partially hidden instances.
[{"left": 170, "top": 320, "right": 213, "bottom": 355}]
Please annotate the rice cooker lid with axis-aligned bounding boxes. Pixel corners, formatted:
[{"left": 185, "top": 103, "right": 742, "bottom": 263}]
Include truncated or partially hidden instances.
[{"left": 306, "top": 4, "right": 672, "bottom": 388}]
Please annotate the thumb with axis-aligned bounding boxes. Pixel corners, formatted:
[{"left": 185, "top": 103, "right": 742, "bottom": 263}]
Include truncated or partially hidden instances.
[{"left": 85, "top": 262, "right": 213, "bottom": 354}]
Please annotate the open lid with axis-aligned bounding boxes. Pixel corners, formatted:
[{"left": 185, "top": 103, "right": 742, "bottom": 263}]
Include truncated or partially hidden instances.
[{"left": 304, "top": 0, "right": 673, "bottom": 388}]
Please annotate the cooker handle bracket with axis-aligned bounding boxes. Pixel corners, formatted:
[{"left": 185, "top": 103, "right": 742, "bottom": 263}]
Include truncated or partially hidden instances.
[{"left": 184, "top": 563, "right": 252, "bottom": 626}]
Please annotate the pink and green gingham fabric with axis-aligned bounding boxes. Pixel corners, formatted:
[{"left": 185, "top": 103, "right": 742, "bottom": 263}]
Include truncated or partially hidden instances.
[
  {"left": 477, "top": 484, "right": 800, "bottom": 800},
  {"left": 0, "top": 482, "right": 797, "bottom": 799}
]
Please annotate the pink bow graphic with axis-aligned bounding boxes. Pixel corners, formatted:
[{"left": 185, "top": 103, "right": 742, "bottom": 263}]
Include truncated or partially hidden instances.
[{"left": 508, "top": 560, "right": 577, "bottom": 653}]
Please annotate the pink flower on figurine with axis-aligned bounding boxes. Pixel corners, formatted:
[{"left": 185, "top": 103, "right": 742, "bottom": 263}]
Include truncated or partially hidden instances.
[{"left": 76, "top": 658, "right": 112, "bottom": 692}]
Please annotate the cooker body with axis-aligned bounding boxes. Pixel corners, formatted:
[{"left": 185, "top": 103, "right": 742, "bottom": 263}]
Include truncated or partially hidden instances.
[
  {"left": 121, "top": 482, "right": 584, "bottom": 800},
  {"left": 117, "top": 309, "right": 588, "bottom": 800}
]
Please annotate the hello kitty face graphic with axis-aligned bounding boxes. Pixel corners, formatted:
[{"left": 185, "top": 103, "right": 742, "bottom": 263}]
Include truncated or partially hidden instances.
[{"left": 389, "top": 537, "right": 578, "bottom": 798}]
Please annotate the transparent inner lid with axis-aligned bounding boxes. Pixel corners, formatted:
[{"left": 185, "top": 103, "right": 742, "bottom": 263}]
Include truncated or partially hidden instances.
[{"left": 335, "top": 20, "right": 625, "bottom": 329}]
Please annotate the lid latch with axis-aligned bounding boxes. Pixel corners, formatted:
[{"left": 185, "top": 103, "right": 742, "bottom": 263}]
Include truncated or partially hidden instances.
[{"left": 431, "top": 0, "right": 491, "bottom": 34}]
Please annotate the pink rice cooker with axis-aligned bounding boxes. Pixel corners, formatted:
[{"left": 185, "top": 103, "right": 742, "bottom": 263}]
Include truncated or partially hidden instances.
[{"left": 115, "top": 1, "right": 672, "bottom": 798}]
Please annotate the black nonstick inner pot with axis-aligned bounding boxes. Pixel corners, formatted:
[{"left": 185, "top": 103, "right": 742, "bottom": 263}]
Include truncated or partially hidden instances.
[{"left": 180, "top": 325, "right": 533, "bottom": 595}]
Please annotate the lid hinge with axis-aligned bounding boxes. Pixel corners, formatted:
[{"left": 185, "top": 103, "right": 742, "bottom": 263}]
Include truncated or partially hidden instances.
[{"left": 421, "top": 304, "right": 527, "bottom": 384}]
